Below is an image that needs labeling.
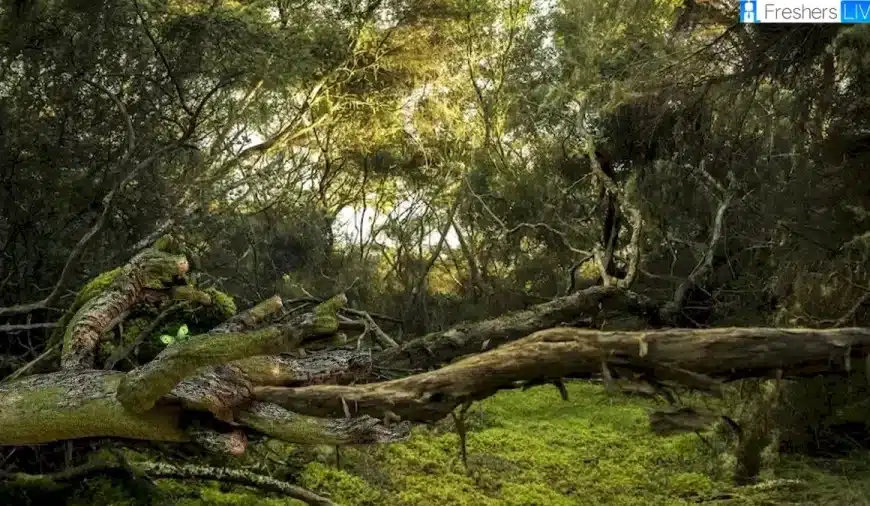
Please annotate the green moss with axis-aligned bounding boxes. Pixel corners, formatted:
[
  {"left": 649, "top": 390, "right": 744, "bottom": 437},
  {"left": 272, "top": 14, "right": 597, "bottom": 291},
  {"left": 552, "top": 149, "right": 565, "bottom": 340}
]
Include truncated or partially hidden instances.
[
  {"left": 204, "top": 287, "right": 237, "bottom": 318},
  {"left": 154, "top": 234, "right": 185, "bottom": 255},
  {"left": 121, "top": 317, "right": 151, "bottom": 346},
  {"left": 299, "top": 463, "right": 384, "bottom": 506},
  {"left": 78, "top": 268, "right": 124, "bottom": 303},
  {"left": 293, "top": 383, "right": 870, "bottom": 506},
  {"left": 49, "top": 267, "right": 123, "bottom": 346},
  {"left": 67, "top": 477, "right": 140, "bottom": 506},
  {"left": 139, "top": 251, "right": 188, "bottom": 289},
  {"left": 62, "top": 382, "right": 870, "bottom": 506},
  {"left": 311, "top": 294, "right": 347, "bottom": 333}
]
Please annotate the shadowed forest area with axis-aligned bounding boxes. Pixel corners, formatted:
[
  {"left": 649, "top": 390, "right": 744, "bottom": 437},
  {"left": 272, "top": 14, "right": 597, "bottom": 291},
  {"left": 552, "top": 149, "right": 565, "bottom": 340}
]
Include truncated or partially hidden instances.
[{"left": 3, "top": 0, "right": 870, "bottom": 504}]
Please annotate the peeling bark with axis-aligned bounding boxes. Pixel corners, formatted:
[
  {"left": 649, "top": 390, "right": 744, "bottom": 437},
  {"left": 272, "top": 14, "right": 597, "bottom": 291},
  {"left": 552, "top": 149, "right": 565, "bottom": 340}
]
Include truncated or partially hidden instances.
[{"left": 61, "top": 249, "right": 189, "bottom": 370}]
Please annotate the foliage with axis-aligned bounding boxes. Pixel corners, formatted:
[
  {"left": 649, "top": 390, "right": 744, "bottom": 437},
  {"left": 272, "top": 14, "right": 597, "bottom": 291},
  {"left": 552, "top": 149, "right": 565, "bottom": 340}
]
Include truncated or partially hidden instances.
[{"left": 159, "top": 324, "right": 190, "bottom": 346}]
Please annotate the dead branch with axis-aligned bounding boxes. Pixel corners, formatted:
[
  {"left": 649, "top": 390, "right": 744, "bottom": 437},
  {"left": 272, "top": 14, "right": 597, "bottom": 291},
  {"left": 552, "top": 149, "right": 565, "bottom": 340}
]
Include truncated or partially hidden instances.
[
  {"left": 254, "top": 326, "right": 870, "bottom": 423},
  {"left": 358, "top": 311, "right": 399, "bottom": 348},
  {"left": 0, "top": 322, "right": 58, "bottom": 332},
  {"left": 585, "top": 140, "right": 643, "bottom": 288},
  {"left": 372, "top": 284, "right": 662, "bottom": 375},
  {"left": 0, "top": 459, "right": 338, "bottom": 506},
  {"left": 1, "top": 343, "right": 60, "bottom": 384},
  {"left": 664, "top": 163, "right": 737, "bottom": 317}
]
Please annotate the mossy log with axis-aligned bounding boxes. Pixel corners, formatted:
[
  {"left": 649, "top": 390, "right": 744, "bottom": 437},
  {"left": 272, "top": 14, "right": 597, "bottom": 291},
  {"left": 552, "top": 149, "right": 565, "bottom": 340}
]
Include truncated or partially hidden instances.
[
  {"left": 1, "top": 285, "right": 405, "bottom": 447},
  {"left": 0, "top": 366, "right": 410, "bottom": 447}
]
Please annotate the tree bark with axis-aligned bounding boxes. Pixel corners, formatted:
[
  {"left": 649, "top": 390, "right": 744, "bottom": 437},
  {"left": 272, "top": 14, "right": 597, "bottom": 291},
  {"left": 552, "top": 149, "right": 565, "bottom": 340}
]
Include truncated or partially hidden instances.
[
  {"left": 254, "top": 326, "right": 870, "bottom": 423},
  {"left": 372, "top": 285, "right": 661, "bottom": 376}
]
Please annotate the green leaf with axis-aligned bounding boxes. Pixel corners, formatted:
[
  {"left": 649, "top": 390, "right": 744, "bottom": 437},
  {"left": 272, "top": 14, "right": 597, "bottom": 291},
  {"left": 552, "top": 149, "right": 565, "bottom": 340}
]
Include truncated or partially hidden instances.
[
  {"left": 159, "top": 334, "right": 175, "bottom": 345},
  {"left": 176, "top": 324, "right": 189, "bottom": 338}
]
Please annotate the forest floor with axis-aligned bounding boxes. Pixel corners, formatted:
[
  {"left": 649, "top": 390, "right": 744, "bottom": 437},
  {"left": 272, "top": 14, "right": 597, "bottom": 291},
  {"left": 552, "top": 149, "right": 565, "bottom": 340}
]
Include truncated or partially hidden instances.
[{"left": 69, "top": 383, "right": 870, "bottom": 506}]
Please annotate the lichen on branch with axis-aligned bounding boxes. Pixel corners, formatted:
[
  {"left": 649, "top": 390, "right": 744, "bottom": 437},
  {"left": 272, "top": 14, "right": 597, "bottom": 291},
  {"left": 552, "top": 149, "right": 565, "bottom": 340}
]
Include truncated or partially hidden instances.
[{"left": 60, "top": 248, "right": 189, "bottom": 370}]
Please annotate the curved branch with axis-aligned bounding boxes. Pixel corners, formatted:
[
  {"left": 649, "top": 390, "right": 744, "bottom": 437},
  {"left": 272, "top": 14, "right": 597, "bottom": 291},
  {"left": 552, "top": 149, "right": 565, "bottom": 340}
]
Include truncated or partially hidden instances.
[
  {"left": 664, "top": 163, "right": 737, "bottom": 317},
  {"left": 0, "top": 145, "right": 183, "bottom": 319},
  {"left": 61, "top": 249, "right": 190, "bottom": 370},
  {"left": 373, "top": 284, "right": 661, "bottom": 374},
  {"left": 82, "top": 78, "right": 136, "bottom": 164},
  {"left": 133, "top": 0, "right": 193, "bottom": 116}
]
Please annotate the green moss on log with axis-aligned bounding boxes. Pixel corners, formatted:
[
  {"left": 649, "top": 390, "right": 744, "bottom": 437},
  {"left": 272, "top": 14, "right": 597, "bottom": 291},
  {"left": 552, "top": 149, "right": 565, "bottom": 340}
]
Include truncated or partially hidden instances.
[
  {"left": 116, "top": 327, "right": 288, "bottom": 413},
  {"left": 204, "top": 287, "right": 237, "bottom": 318},
  {"left": 49, "top": 267, "right": 124, "bottom": 346},
  {"left": 116, "top": 296, "right": 347, "bottom": 414},
  {"left": 0, "top": 371, "right": 187, "bottom": 445},
  {"left": 311, "top": 294, "right": 347, "bottom": 334},
  {"left": 60, "top": 249, "right": 191, "bottom": 369}
]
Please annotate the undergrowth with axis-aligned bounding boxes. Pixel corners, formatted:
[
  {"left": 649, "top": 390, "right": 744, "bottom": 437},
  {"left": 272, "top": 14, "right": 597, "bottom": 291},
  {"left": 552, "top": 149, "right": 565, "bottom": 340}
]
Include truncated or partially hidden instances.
[{"left": 60, "top": 383, "right": 870, "bottom": 505}]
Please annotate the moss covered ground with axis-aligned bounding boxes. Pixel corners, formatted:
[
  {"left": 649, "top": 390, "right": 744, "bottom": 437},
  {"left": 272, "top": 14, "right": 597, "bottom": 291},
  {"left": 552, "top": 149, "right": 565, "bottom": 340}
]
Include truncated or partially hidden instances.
[{"left": 68, "top": 383, "right": 870, "bottom": 505}]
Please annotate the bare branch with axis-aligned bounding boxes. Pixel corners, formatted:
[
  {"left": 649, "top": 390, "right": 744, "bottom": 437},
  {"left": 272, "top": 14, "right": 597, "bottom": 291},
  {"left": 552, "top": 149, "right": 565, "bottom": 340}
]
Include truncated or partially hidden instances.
[
  {"left": 585, "top": 139, "right": 643, "bottom": 288},
  {"left": 82, "top": 78, "right": 136, "bottom": 164},
  {"left": 133, "top": 0, "right": 193, "bottom": 116},
  {"left": 0, "top": 322, "right": 57, "bottom": 332},
  {"left": 0, "top": 143, "right": 182, "bottom": 319},
  {"left": 0, "top": 459, "right": 338, "bottom": 506},
  {"left": 0, "top": 343, "right": 60, "bottom": 384},
  {"left": 834, "top": 289, "right": 870, "bottom": 328},
  {"left": 464, "top": 176, "right": 591, "bottom": 256},
  {"left": 255, "top": 326, "right": 870, "bottom": 423},
  {"left": 359, "top": 311, "right": 399, "bottom": 348},
  {"left": 664, "top": 164, "right": 737, "bottom": 316}
]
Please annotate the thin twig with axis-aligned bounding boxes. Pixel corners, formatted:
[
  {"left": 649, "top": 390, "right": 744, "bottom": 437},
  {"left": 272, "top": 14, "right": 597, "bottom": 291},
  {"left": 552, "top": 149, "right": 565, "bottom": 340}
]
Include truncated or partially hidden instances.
[
  {"left": 1, "top": 343, "right": 60, "bottom": 384},
  {"left": 104, "top": 303, "right": 186, "bottom": 370},
  {"left": 0, "top": 322, "right": 57, "bottom": 332}
]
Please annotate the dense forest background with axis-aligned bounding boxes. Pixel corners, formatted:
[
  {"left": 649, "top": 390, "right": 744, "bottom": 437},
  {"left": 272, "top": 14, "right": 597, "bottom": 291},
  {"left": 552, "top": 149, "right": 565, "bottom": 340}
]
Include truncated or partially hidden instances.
[{"left": 3, "top": 0, "right": 870, "bottom": 504}]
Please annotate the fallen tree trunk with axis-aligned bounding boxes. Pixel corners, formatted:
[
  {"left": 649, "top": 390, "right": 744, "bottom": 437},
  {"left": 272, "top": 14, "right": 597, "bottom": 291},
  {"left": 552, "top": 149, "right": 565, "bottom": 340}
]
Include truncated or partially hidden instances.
[
  {"left": 253, "top": 326, "right": 870, "bottom": 423},
  {"left": 371, "top": 285, "right": 662, "bottom": 376},
  {"left": 0, "top": 368, "right": 410, "bottom": 446},
  {"left": 3, "top": 245, "right": 865, "bottom": 457}
]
